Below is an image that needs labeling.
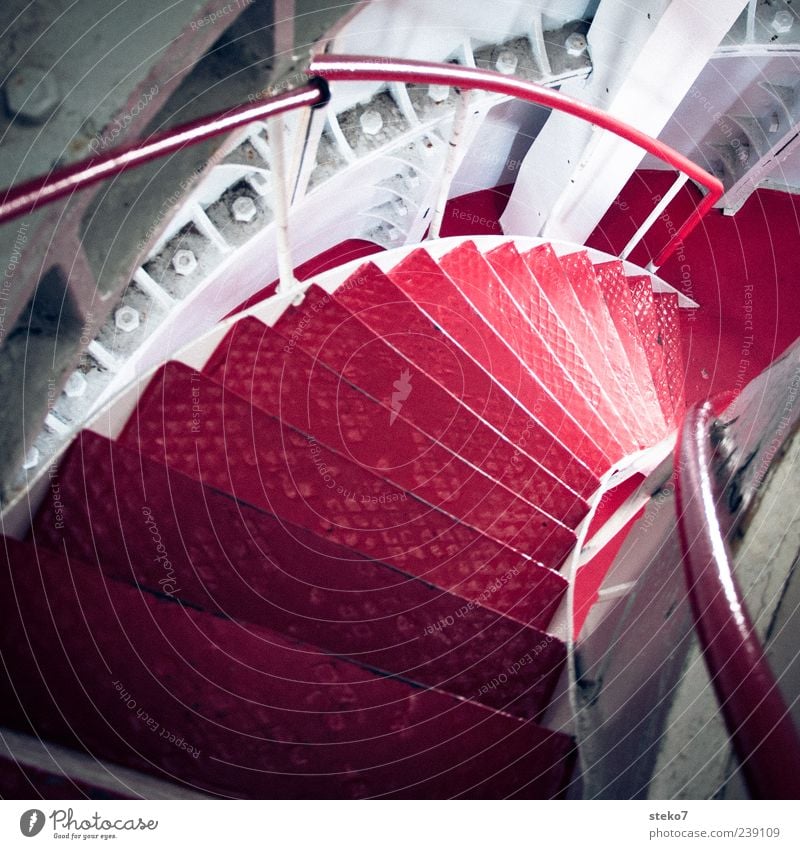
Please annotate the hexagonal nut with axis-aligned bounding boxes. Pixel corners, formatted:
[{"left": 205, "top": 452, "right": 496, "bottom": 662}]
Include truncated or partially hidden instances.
[
  {"left": 4, "top": 65, "right": 60, "bottom": 123},
  {"left": 772, "top": 10, "right": 794, "bottom": 34},
  {"left": 565, "top": 32, "right": 588, "bottom": 57},
  {"left": 172, "top": 249, "right": 197, "bottom": 276},
  {"left": 427, "top": 84, "right": 450, "bottom": 104},
  {"left": 359, "top": 109, "right": 383, "bottom": 136},
  {"left": 115, "top": 306, "right": 140, "bottom": 333},
  {"left": 22, "top": 446, "right": 40, "bottom": 470},
  {"left": 231, "top": 196, "right": 258, "bottom": 223},
  {"left": 495, "top": 50, "right": 518, "bottom": 75},
  {"left": 64, "top": 371, "right": 88, "bottom": 398}
]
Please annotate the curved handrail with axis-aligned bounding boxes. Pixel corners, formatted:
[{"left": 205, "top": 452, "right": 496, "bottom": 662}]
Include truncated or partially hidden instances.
[
  {"left": 675, "top": 399, "right": 800, "bottom": 799},
  {"left": 308, "top": 55, "right": 724, "bottom": 270},
  {"left": 0, "top": 54, "right": 722, "bottom": 271},
  {"left": 0, "top": 80, "right": 330, "bottom": 227}
]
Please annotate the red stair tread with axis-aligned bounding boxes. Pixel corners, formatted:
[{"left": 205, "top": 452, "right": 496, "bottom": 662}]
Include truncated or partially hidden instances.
[
  {"left": 556, "top": 251, "right": 652, "bottom": 447},
  {"left": 329, "top": 264, "right": 589, "bottom": 527},
  {"left": 486, "top": 242, "right": 620, "bottom": 436},
  {"left": 0, "top": 537, "right": 576, "bottom": 799},
  {"left": 627, "top": 276, "right": 675, "bottom": 426},
  {"left": 437, "top": 241, "right": 629, "bottom": 459},
  {"left": 593, "top": 260, "right": 668, "bottom": 439},
  {"left": 275, "top": 280, "right": 597, "bottom": 506},
  {"left": 521, "top": 244, "right": 645, "bottom": 450},
  {"left": 204, "top": 316, "right": 578, "bottom": 551},
  {"left": 388, "top": 249, "right": 611, "bottom": 475},
  {"left": 652, "top": 291, "right": 686, "bottom": 418},
  {"left": 118, "top": 362, "right": 571, "bottom": 618},
  {"left": 31, "top": 431, "right": 565, "bottom": 718}
]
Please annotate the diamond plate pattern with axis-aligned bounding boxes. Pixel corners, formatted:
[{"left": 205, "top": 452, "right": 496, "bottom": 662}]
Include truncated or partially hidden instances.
[
  {"left": 439, "top": 242, "right": 625, "bottom": 461},
  {"left": 278, "top": 279, "right": 596, "bottom": 523},
  {"left": 652, "top": 292, "right": 686, "bottom": 418},
  {"left": 628, "top": 276, "right": 676, "bottom": 426},
  {"left": 487, "top": 243, "right": 602, "bottom": 412},
  {"left": 593, "top": 260, "right": 668, "bottom": 440},
  {"left": 522, "top": 244, "right": 640, "bottom": 459},
  {"left": 485, "top": 242, "right": 638, "bottom": 456},
  {"left": 204, "top": 316, "right": 580, "bottom": 546},
  {"left": 118, "top": 362, "right": 574, "bottom": 610},
  {"left": 31, "top": 431, "right": 565, "bottom": 716},
  {"left": 0, "top": 537, "right": 575, "bottom": 799},
  {"left": 331, "top": 264, "right": 589, "bottom": 527},
  {"left": 389, "top": 249, "right": 609, "bottom": 476},
  {"left": 557, "top": 251, "right": 651, "bottom": 448}
]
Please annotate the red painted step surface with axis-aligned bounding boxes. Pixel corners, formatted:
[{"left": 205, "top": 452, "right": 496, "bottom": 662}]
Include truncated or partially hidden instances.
[
  {"left": 485, "top": 242, "right": 636, "bottom": 452},
  {"left": 32, "top": 431, "right": 565, "bottom": 717},
  {"left": 331, "top": 263, "right": 597, "bottom": 507},
  {"left": 522, "top": 244, "right": 643, "bottom": 456},
  {"left": 275, "top": 279, "right": 596, "bottom": 510},
  {"left": 441, "top": 241, "right": 629, "bottom": 458},
  {"left": 652, "top": 291, "right": 686, "bottom": 417},
  {"left": 119, "top": 362, "right": 570, "bottom": 619},
  {"left": 0, "top": 537, "right": 575, "bottom": 799},
  {"left": 593, "top": 260, "right": 667, "bottom": 439},
  {"left": 627, "top": 275, "right": 676, "bottom": 426},
  {"left": 557, "top": 251, "right": 653, "bottom": 447},
  {"left": 204, "top": 316, "right": 577, "bottom": 551},
  {"left": 388, "top": 249, "right": 610, "bottom": 475}
]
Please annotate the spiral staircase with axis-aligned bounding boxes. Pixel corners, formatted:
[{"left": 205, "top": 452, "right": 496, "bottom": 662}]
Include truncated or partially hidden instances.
[
  {"left": 2, "top": 1, "right": 800, "bottom": 803},
  {"left": 0, "top": 234, "right": 690, "bottom": 798}
]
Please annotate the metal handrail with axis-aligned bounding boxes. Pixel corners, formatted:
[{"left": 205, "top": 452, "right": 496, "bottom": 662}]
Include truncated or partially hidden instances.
[
  {"left": 675, "top": 399, "right": 800, "bottom": 799},
  {"left": 308, "top": 55, "right": 724, "bottom": 270},
  {"left": 0, "top": 55, "right": 721, "bottom": 272},
  {"left": 0, "top": 80, "right": 330, "bottom": 227}
]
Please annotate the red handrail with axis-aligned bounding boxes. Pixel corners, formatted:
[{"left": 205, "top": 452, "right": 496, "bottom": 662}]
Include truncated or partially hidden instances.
[
  {"left": 675, "top": 399, "right": 800, "bottom": 799},
  {"left": 0, "top": 54, "right": 721, "bottom": 270},
  {"left": 0, "top": 80, "right": 329, "bottom": 227},
  {"left": 308, "top": 55, "right": 724, "bottom": 270}
]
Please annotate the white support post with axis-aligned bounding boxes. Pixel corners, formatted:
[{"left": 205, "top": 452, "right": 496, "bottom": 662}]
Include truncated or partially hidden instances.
[
  {"left": 620, "top": 172, "right": 688, "bottom": 261},
  {"left": 501, "top": 0, "right": 748, "bottom": 244},
  {"left": 267, "top": 115, "right": 297, "bottom": 294},
  {"left": 428, "top": 90, "right": 472, "bottom": 240},
  {"left": 746, "top": 0, "right": 757, "bottom": 43}
]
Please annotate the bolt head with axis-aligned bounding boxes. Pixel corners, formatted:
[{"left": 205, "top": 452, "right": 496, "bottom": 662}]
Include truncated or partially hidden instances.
[
  {"left": 565, "top": 32, "right": 588, "bottom": 57},
  {"left": 359, "top": 109, "right": 383, "bottom": 136},
  {"left": 115, "top": 306, "right": 140, "bottom": 332},
  {"left": 22, "top": 446, "right": 40, "bottom": 470},
  {"left": 772, "top": 11, "right": 794, "bottom": 34},
  {"left": 64, "top": 371, "right": 88, "bottom": 398},
  {"left": 495, "top": 50, "right": 518, "bottom": 75},
  {"left": 427, "top": 84, "right": 450, "bottom": 103},
  {"left": 405, "top": 169, "right": 420, "bottom": 189},
  {"left": 172, "top": 249, "right": 197, "bottom": 276},
  {"left": 231, "top": 196, "right": 258, "bottom": 223},
  {"left": 5, "top": 65, "right": 60, "bottom": 123}
]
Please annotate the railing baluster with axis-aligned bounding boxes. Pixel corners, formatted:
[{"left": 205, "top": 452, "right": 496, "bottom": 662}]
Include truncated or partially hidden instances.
[
  {"left": 267, "top": 114, "right": 297, "bottom": 294},
  {"left": 621, "top": 172, "right": 688, "bottom": 261},
  {"left": 428, "top": 90, "right": 472, "bottom": 240}
]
